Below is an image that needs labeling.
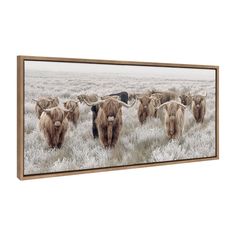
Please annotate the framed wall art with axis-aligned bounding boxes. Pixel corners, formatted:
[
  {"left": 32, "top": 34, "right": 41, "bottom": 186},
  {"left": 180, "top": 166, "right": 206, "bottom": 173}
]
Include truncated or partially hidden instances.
[{"left": 17, "top": 56, "right": 219, "bottom": 180}]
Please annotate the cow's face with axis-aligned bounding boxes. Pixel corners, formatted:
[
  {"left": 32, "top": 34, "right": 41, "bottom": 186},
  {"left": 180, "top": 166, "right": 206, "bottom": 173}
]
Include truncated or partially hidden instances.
[
  {"left": 63, "top": 101, "right": 77, "bottom": 119},
  {"left": 77, "top": 95, "right": 86, "bottom": 103},
  {"left": 47, "top": 108, "right": 65, "bottom": 129},
  {"left": 101, "top": 99, "right": 120, "bottom": 123},
  {"left": 164, "top": 103, "right": 179, "bottom": 117},
  {"left": 179, "top": 95, "right": 189, "bottom": 106},
  {"left": 47, "top": 97, "right": 59, "bottom": 107},
  {"left": 139, "top": 96, "right": 151, "bottom": 110},
  {"left": 64, "top": 101, "right": 78, "bottom": 110},
  {"left": 128, "top": 93, "right": 137, "bottom": 101},
  {"left": 151, "top": 97, "right": 161, "bottom": 107},
  {"left": 192, "top": 96, "right": 204, "bottom": 109}
]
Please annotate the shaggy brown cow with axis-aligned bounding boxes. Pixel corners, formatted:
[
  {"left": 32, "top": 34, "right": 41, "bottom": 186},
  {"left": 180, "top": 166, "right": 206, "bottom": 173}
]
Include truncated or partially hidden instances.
[
  {"left": 39, "top": 106, "right": 71, "bottom": 148},
  {"left": 33, "top": 97, "right": 59, "bottom": 119},
  {"left": 77, "top": 94, "right": 98, "bottom": 103},
  {"left": 63, "top": 100, "right": 80, "bottom": 127},
  {"left": 179, "top": 93, "right": 192, "bottom": 107},
  {"left": 158, "top": 101, "right": 186, "bottom": 139},
  {"left": 84, "top": 97, "right": 136, "bottom": 148},
  {"left": 138, "top": 95, "right": 156, "bottom": 124},
  {"left": 191, "top": 93, "right": 207, "bottom": 123}
]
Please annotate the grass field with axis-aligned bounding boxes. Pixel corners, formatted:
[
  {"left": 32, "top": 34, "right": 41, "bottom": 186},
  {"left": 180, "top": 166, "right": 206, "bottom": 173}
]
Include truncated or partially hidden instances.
[{"left": 24, "top": 63, "right": 216, "bottom": 175}]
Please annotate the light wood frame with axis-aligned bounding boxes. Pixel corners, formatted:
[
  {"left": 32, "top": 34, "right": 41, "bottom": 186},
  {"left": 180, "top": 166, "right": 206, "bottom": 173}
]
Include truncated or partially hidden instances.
[{"left": 17, "top": 55, "right": 219, "bottom": 180}]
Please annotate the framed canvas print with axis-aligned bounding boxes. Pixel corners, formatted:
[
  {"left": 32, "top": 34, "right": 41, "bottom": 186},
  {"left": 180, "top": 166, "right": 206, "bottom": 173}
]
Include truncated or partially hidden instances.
[{"left": 17, "top": 56, "right": 219, "bottom": 180}]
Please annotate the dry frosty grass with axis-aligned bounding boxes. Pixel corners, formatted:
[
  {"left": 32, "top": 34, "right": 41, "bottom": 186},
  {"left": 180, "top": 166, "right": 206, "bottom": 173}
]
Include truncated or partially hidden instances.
[{"left": 24, "top": 71, "right": 216, "bottom": 175}]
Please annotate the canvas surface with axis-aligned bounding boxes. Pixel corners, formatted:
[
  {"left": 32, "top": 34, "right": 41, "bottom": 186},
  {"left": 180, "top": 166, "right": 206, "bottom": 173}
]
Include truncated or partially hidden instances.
[{"left": 24, "top": 61, "right": 216, "bottom": 175}]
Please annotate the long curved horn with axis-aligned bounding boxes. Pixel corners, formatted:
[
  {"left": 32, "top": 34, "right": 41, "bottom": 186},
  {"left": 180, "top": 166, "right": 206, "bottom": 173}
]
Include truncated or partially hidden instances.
[
  {"left": 43, "top": 107, "right": 74, "bottom": 114},
  {"left": 63, "top": 107, "right": 75, "bottom": 113},
  {"left": 83, "top": 98, "right": 105, "bottom": 107},
  {"left": 110, "top": 95, "right": 120, "bottom": 100},
  {"left": 157, "top": 101, "right": 186, "bottom": 110},
  {"left": 177, "top": 102, "right": 187, "bottom": 109},
  {"left": 42, "top": 107, "right": 54, "bottom": 112},
  {"left": 118, "top": 99, "right": 136, "bottom": 108}
]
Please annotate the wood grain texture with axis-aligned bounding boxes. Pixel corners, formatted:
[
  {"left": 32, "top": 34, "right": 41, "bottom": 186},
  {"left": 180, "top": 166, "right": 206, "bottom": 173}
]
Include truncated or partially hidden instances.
[
  {"left": 17, "top": 56, "right": 24, "bottom": 180},
  {"left": 17, "top": 55, "right": 219, "bottom": 180}
]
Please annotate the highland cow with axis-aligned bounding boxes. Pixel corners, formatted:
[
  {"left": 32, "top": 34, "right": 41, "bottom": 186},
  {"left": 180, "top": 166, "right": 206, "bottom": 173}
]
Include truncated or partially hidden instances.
[
  {"left": 84, "top": 97, "right": 136, "bottom": 148},
  {"left": 179, "top": 93, "right": 192, "bottom": 107},
  {"left": 158, "top": 101, "right": 186, "bottom": 139},
  {"left": 89, "top": 91, "right": 129, "bottom": 139},
  {"left": 138, "top": 95, "right": 156, "bottom": 124},
  {"left": 191, "top": 93, "right": 207, "bottom": 123},
  {"left": 63, "top": 100, "right": 80, "bottom": 127},
  {"left": 33, "top": 97, "right": 59, "bottom": 119},
  {"left": 39, "top": 107, "right": 71, "bottom": 148}
]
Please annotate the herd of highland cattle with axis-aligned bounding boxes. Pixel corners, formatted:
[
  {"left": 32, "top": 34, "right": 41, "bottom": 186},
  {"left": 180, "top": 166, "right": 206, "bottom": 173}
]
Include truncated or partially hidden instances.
[{"left": 32, "top": 89, "right": 207, "bottom": 149}]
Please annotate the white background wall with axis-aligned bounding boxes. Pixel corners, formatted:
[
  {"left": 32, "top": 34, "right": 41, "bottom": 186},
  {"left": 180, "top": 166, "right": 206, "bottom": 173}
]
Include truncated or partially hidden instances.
[{"left": 0, "top": 1, "right": 235, "bottom": 235}]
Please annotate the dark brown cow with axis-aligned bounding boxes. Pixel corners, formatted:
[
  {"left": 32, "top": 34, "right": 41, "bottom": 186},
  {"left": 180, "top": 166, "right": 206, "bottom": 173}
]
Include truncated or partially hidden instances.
[
  {"left": 179, "top": 93, "right": 192, "bottom": 107},
  {"left": 191, "top": 93, "right": 207, "bottom": 123}
]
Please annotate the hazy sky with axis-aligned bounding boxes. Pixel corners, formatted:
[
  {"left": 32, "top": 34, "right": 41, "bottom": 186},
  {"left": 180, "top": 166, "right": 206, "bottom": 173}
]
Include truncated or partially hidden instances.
[{"left": 25, "top": 60, "right": 215, "bottom": 81}]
